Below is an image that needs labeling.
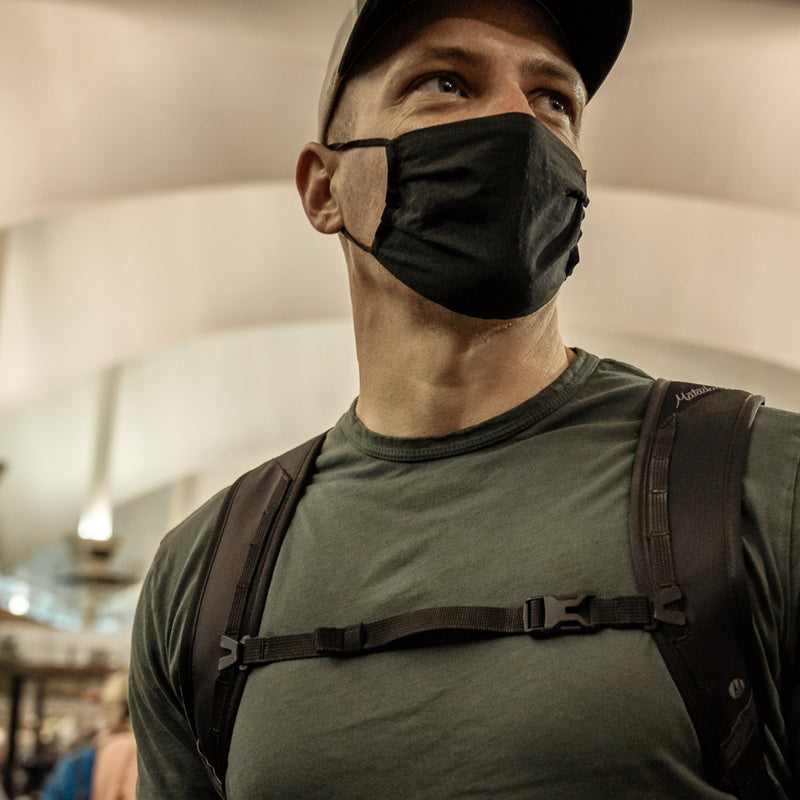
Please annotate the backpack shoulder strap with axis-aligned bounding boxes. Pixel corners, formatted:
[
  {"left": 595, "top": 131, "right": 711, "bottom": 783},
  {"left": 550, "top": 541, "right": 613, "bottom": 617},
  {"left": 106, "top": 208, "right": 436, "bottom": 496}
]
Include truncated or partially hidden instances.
[
  {"left": 629, "top": 378, "right": 772, "bottom": 798},
  {"left": 180, "top": 432, "right": 327, "bottom": 797}
]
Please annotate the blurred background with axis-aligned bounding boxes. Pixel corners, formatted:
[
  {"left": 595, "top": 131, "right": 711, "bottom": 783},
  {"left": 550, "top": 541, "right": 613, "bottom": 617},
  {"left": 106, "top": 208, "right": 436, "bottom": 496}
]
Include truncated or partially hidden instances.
[{"left": 0, "top": 0, "right": 799, "bottom": 794}]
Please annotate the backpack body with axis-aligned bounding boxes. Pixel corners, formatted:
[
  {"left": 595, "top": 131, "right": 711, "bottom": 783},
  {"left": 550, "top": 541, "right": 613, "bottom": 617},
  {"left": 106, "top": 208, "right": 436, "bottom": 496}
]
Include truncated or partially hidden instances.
[{"left": 180, "top": 380, "right": 774, "bottom": 798}]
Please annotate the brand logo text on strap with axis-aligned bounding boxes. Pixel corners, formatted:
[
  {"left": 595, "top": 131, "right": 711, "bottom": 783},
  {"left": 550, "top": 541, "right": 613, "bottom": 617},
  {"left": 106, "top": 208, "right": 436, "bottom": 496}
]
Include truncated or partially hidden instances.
[{"left": 675, "top": 385, "right": 717, "bottom": 409}]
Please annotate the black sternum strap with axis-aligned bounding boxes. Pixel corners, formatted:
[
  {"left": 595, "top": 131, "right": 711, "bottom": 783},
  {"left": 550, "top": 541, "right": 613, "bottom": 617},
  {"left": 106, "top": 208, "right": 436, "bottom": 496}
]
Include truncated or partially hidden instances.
[{"left": 219, "top": 593, "right": 655, "bottom": 670}]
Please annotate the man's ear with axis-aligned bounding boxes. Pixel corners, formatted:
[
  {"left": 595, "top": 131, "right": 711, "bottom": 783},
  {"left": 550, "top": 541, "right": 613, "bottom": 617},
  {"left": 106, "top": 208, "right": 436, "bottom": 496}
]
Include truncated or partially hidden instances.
[{"left": 295, "top": 142, "right": 343, "bottom": 234}]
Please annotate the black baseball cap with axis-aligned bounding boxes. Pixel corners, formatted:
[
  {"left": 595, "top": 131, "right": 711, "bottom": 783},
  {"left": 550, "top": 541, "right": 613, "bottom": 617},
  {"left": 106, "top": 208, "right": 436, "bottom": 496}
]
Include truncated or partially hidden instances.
[{"left": 318, "top": 0, "right": 633, "bottom": 139}]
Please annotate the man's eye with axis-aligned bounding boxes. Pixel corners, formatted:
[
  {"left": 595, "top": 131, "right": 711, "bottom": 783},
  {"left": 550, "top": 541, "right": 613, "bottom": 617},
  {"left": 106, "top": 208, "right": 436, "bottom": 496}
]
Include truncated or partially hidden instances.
[
  {"left": 416, "top": 75, "right": 462, "bottom": 95},
  {"left": 530, "top": 91, "right": 573, "bottom": 122},
  {"left": 546, "top": 93, "right": 571, "bottom": 116}
]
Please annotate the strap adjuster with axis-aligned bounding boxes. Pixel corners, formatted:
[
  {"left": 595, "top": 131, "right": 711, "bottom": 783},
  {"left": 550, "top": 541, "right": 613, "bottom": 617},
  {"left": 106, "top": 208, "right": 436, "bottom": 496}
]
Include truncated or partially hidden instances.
[
  {"left": 314, "top": 623, "right": 366, "bottom": 656},
  {"left": 217, "top": 634, "right": 251, "bottom": 671},
  {"left": 523, "top": 594, "right": 595, "bottom": 636}
]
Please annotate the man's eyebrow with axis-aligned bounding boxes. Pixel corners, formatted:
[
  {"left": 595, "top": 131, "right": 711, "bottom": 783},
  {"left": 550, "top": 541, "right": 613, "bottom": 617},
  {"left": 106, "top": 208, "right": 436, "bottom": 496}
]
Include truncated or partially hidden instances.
[
  {"left": 392, "top": 44, "right": 586, "bottom": 102},
  {"left": 520, "top": 58, "right": 586, "bottom": 104},
  {"left": 393, "top": 44, "right": 490, "bottom": 70}
]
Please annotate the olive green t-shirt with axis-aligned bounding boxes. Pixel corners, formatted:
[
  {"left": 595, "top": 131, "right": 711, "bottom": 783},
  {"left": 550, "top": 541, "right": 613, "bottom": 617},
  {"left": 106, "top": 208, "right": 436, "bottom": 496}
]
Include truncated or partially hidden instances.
[{"left": 130, "top": 350, "right": 800, "bottom": 798}]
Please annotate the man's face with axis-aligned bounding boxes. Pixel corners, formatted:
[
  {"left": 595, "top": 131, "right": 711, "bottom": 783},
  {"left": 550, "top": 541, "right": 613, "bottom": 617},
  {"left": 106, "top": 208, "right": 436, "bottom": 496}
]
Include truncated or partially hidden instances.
[{"left": 331, "top": 0, "right": 587, "bottom": 153}]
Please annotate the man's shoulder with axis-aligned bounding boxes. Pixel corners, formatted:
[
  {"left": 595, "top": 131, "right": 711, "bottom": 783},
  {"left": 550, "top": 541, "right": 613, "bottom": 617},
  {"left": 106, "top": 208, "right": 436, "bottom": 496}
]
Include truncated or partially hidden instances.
[
  {"left": 137, "top": 486, "right": 233, "bottom": 634},
  {"left": 154, "top": 487, "right": 229, "bottom": 571},
  {"left": 746, "top": 402, "right": 800, "bottom": 493},
  {"left": 752, "top": 401, "right": 800, "bottom": 435}
]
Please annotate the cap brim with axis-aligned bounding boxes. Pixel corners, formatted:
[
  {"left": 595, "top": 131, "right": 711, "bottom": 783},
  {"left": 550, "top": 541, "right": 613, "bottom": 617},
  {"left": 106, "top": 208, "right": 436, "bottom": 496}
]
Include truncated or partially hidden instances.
[{"left": 538, "top": 0, "right": 632, "bottom": 100}]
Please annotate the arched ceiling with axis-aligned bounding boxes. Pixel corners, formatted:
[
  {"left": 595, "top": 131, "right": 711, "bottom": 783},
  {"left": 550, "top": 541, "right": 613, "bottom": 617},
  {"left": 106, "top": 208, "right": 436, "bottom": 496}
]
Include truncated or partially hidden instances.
[{"left": 0, "top": 0, "right": 799, "bottom": 634}]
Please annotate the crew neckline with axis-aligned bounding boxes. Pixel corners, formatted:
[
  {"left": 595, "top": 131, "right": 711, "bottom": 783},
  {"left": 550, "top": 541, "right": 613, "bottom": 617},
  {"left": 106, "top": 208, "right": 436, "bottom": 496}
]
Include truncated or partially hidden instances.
[{"left": 340, "top": 349, "right": 599, "bottom": 462}]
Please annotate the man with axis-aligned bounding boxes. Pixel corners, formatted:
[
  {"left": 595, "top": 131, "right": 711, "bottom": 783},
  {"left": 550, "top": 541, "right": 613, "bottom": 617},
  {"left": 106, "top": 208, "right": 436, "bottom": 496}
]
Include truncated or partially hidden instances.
[{"left": 129, "top": 1, "right": 800, "bottom": 798}]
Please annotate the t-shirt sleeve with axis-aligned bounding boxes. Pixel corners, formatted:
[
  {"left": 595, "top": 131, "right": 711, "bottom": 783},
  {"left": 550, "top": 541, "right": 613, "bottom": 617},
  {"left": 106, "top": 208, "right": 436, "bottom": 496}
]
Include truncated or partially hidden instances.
[
  {"left": 130, "top": 493, "right": 227, "bottom": 799},
  {"left": 742, "top": 405, "right": 800, "bottom": 787},
  {"left": 779, "top": 419, "right": 800, "bottom": 780}
]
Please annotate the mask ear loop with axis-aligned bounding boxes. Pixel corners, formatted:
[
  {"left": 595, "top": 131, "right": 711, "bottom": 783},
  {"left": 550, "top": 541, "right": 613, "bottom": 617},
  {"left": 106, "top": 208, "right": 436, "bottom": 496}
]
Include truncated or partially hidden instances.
[
  {"left": 324, "top": 137, "right": 391, "bottom": 253},
  {"left": 325, "top": 138, "right": 390, "bottom": 151},
  {"left": 340, "top": 227, "right": 375, "bottom": 255}
]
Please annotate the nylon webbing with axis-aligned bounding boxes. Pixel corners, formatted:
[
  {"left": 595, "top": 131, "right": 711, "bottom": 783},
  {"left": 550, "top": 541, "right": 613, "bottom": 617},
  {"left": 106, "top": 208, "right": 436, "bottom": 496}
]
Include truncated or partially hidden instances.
[
  {"left": 225, "top": 474, "right": 290, "bottom": 638},
  {"left": 647, "top": 419, "right": 680, "bottom": 589},
  {"left": 219, "top": 594, "right": 655, "bottom": 671}
]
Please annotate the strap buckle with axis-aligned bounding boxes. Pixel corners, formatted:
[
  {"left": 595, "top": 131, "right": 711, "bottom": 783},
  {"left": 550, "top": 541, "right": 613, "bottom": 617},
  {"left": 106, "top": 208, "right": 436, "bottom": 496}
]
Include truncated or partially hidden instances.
[
  {"left": 649, "top": 586, "right": 686, "bottom": 628},
  {"left": 523, "top": 594, "right": 595, "bottom": 636},
  {"left": 217, "top": 634, "right": 250, "bottom": 671}
]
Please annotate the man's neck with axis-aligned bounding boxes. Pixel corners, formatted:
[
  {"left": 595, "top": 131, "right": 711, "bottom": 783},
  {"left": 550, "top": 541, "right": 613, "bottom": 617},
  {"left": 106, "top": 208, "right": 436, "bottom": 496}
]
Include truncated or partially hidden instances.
[{"left": 352, "top": 295, "right": 573, "bottom": 438}]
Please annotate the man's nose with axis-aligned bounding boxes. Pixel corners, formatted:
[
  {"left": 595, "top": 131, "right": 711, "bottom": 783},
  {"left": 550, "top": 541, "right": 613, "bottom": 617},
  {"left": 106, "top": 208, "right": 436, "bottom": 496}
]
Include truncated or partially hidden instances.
[{"left": 483, "top": 83, "right": 534, "bottom": 118}]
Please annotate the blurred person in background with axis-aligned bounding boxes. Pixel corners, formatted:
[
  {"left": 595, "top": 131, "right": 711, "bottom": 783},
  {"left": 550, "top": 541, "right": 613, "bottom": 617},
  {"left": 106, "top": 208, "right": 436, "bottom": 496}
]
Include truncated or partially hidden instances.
[
  {"left": 41, "top": 671, "right": 136, "bottom": 800},
  {"left": 39, "top": 742, "right": 94, "bottom": 800},
  {"left": 89, "top": 671, "right": 136, "bottom": 800}
]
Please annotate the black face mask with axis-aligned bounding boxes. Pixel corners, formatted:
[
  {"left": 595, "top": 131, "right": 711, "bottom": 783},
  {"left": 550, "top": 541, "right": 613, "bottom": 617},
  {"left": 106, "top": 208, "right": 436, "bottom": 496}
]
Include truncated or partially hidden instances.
[{"left": 327, "top": 112, "right": 589, "bottom": 320}]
